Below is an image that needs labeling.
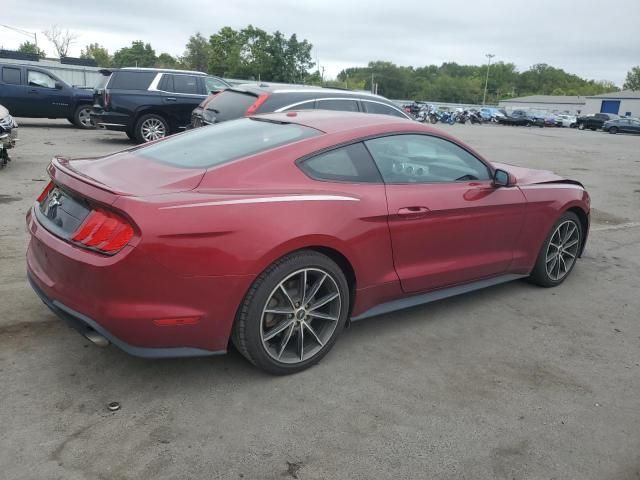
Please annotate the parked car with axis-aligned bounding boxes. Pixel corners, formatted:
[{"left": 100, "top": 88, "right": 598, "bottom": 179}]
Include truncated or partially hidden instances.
[
  {"left": 189, "top": 84, "right": 411, "bottom": 128},
  {"left": 577, "top": 112, "right": 619, "bottom": 131},
  {"left": 602, "top": 117, "right": 640, "bottom": 134},
  {"left": 0, "top": 103, "right": 18, "bottom": 168},
  {"left": 91, "top": 68, "right": 230, "bottom": 142},
  {"left": 555, "top": 114, "right": 577, "bottom": 128},
  {"left": 497, "top": 110, "right": 544, "bottom": 127},
  {"left": 27, "top": 110, "right": 590, "bottom": 374},
  {"left": 0, "top": 63, "right": 94, "bottom": 128},
  {"left": 479, "top": 107, "right": 506, "bottom": 122}
]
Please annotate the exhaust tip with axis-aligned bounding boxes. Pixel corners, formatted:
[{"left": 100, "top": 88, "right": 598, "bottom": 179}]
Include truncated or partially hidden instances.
[{"left": 85, "top": 330, "right": 110, "bottom": 347}]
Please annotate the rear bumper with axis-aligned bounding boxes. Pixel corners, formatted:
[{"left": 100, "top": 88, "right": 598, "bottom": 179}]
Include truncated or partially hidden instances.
[
  {"left": 28, "top": 273, "right": 223, "bottom": 358},
  {"left": 91, "top": 111, "right": 130, "bottom": 132},
  {"left": 26, "top": 206, "right": 253, "bottom": 357}
]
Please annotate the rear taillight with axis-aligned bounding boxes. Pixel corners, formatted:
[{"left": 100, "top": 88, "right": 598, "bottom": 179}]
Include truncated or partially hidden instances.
[
  {"left": 245, "top": 94, "right": 269, "bottom": 115},
  {"left": 37, "top": 181, "right": 54, "bottom": 203},
  {"left": 72, "top": 209, "right": 134, "bottom": 254}
]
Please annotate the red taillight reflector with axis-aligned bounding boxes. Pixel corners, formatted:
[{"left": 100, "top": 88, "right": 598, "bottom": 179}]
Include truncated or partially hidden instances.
[
  {"left": 37, "top": 181, "right": 54, "bottom": 203},
  {"left": 71, "top": 209, "right": 134, "bottom": 254},
  {"left": 153, "top": 316, "right": 200, "bottom": 327},
  {"left": 245, "top": 94, "right": 269, "bottom": 115}
]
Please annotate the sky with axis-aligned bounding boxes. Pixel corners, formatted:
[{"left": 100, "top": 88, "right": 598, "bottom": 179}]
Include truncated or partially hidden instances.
[{"left": 2, "top": 0, "right": 639, "bottom": 86}]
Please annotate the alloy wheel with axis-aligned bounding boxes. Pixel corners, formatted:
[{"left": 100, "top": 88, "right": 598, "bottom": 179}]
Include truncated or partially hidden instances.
[
  {"left": 78, "top": 107, "right": 94, "bottom": 127},
  {"left": 260, "top": 268, "right": 341, "bottom": 364},
  {"left": 545, "top": 220, "right": 580, "bottom": 281},
  {"left": 141, "top": 118, "right": 167, "bottom": 142}
]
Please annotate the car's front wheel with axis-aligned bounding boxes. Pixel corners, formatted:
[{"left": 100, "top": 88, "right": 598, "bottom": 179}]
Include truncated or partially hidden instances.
[
  {"left": 578, "top": 123, "right": 585, "bottom": 130},
  {"left": 232, "top": 250, "right": 349, "bottom": 375},
  {"left": 609, "top": 126, "right": 618, "bottom": 134},
  {"left": 135, "top": 114, "right": 169, "bottom": 143},
  {"left": 529, "top": 211, "right": 582, "bottom": 287}
]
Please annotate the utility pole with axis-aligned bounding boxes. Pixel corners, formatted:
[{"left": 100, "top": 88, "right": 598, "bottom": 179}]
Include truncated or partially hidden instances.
[
  {"left": 1, "top": 24, "right": 39, "bottom": 48},
  {"left": 371, "top": 73, "right": 375, "bottom": 94},
  {"left": 482, "top": 53, "right": 495, "bottom": 106}
]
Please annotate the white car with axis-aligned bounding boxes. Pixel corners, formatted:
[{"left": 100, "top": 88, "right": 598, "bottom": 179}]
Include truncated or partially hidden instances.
[{"left": 556, "top": 114, "right": 577, "bottom": 128}]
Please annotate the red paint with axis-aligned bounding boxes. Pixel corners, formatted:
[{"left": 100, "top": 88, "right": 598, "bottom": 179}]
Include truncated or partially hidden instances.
[{"left": 26, "top": 111, "right": 590, "bottom": 355}]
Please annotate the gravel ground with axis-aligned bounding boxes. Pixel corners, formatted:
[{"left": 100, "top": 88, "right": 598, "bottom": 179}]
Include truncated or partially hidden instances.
[{"left": 1, "top": 120, "right": 639, "bottom": 480}]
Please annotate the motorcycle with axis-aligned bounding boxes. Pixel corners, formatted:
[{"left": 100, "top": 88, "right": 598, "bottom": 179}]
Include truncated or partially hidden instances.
[
  {"left": 0, "top": 104, "right": 18, "bottom": 169},
  {"left": 469, "top": 111, "right": 484, "bottom": 124}
]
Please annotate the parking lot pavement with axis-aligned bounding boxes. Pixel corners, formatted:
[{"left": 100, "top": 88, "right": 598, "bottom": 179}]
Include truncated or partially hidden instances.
[{"left": 1, "top": 120, "right": 639, "bottom": 480}]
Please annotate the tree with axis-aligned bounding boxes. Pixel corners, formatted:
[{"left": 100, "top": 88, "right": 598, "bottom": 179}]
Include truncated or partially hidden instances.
[
  {"left": 112, "top": 41, "right": 156, "bottom": 68},
  {"left": 80, "top": 43, "right": 111, "bottom": 67},
  {"left": 623, "top": 66, "right": 640, "bottom": 91},
  {"left": 183, "top": 33, "right": 210, "bottom": 72},
  {"left": 155, "top": 53, "right": 180, "bottom": 69},
  {"left": 43, "top": 25, "right": 78, "bottom": 58},
  {"left": 18, "top": 41, "right": 45, "bottom": 58}
]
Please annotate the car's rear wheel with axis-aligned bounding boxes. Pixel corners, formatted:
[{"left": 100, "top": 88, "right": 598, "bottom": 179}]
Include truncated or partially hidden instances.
[
  {"left": 609, "top": 126, "right": 618, "bottom": 134},
  {"left": 73, "top": 105, "right": 95, "bottom": 129},
  {"left": 232, "top": 250, "right": 349, "bottom": 375},
  {"left": 135, "top": 114, "right": 169, "bottom": 143},
  {"left": 578, "top": 123, "right": 585, "bottom": 130},
  {"left": 125, "top": 129, "right": 136, "bottom": 141},
  {"left": 529, "top": 211, "right": 582, "bottom": 287}
]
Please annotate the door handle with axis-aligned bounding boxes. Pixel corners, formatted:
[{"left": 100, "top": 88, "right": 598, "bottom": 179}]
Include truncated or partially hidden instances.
[
  {"left": 28, "top": 88, "right": 38, "bottom": 94},
  {"left": 397, "top": 206, "right": 430, "bottom": 218},
  {"left": 165, "top": 97, "right": 177, "bottom": 102}
]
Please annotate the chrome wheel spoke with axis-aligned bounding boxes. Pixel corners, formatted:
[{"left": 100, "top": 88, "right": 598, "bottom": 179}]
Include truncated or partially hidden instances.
[
  {"left": 264, "top": 319, "right": 295, "bottom": 341},
  {"left": 297, "top": 324, "right": 304, "bottom": 361},
  {"left": 299, "top": 270, "right": 307, "bottom": 304},
  {"left": 308, "top": 311, "right": 339, "bottom": 322},
  {"left": 303, "top": 322, "right": 324, "bottom": 346},
  {"left": 279, "top": 284, "right": 296, "bottom": 309},
  {"left": 264, "top": 307, "right": 295, "bottom": 315},
  {"left": 309, "top": 292, "right": 339, "bottom": 311},
  {"left": 564, "top": 238, "right": 579, "bottom": 249},
  {"left": 277, "top": 323, "right": 296, "bottom": 359},
  {"left": 545, "top": 220, "right": 580, "bottom": 281},
  {"left": 303, "top": 273, "right": 326, "bottom": 305}
]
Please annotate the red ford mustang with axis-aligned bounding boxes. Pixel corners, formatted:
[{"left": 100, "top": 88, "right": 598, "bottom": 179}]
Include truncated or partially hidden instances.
[{"left": 27, "top": 111, "right": 590, "bottom": 374}]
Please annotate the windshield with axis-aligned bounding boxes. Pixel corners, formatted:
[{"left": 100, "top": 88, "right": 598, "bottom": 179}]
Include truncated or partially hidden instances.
[{"left": 135, "top": 118, "right": 320, "bottom": 168}]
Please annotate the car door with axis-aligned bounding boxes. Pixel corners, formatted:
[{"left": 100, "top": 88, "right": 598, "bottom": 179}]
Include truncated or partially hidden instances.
[
  {"left": 364, "top": 134, "right": 526, "bottom": 293},
  {"left": 159, "top": 74, "right": 207, "bottom": 128},
  {"left": 25, "top": 69, "right": 69, "bottom": 117},
  {"left": 0, "top": 66, "right": 26, "bottom": 114},
  {"left": 629, "top": 119, "right": 640, "bottom": 133}
]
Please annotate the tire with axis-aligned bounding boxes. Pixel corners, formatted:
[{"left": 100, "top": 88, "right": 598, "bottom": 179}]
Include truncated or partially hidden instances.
[
  {"left": 526, "top": 121, "right": 532, "bottom": 127},
  {"left": 578, "top": 123, "right": 585, "bottom": 130},
  {"left": 125, "top": 129, "right": 136, "bottom": 141},
  {"left": 528, "top": 211, "right": 582, "bottom": 288},
  {"left": 232, "top": 250, "right": 350, "bottom": 375},
  {"left": 609, "top": 126, "right": 618, "bottom": 134},
  {"left": 134, "top": 113, "right": 169, "bottom": 143},
  {"left": 73, "top": 105, "right": 94, "bottom": 129}
]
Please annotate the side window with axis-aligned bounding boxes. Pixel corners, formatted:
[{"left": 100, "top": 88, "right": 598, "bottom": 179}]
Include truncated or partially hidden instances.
[
  {"left": 299, "top": 143, "right": 381, "bottom": 183},
  {"left": 315, "top": 99, "right": 359, "bottom": 112},
  {"left": 204, "top": 76, "right": 228, "bottom": 93},
  {"left": 283, "top": 101, "right": 315, "bottom": 111},
  {"left": 170, "top": 75, "right": 199, "bottom": 95},
  {"left": 2, "top": 67, "right": 21, "bottom": 85},
  {"left": 27, "top": 70, "right": 56, "bottom": 89},
  {"left": 364, "top": 134, "right": 491, "bottom": 184},
  {"left": 363, "top": 101, "right": 407, "bottom": 118}
]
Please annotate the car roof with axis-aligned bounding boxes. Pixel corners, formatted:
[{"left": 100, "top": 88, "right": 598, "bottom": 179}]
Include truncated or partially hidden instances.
[
  {"left": 99, "top": 67, "right": 212, "bottom": 76},
  {"left": 231, "top": 83, "right": 385, "bottom": 99},
  {"left": 251, "top": 110, "right": 417, "bottom": 134}
]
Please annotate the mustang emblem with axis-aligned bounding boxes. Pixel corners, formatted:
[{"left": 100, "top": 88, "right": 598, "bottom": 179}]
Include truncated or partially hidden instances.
[{"left": 44, "top": 191, "right": 63, "bottom": 218}]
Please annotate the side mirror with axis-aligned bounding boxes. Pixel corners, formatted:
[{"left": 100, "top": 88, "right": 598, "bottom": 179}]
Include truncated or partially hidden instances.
[
  {"left": 493, "top": 169, "right": 510, "bottom": 187},
  {"left": 54, "top": 81, "right": 63, "bottom": 90}
]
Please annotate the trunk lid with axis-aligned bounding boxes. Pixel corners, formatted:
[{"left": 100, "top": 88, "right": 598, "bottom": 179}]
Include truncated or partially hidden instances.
[{"left": 53, "top": 151, "right": 206, "bottom": 197}]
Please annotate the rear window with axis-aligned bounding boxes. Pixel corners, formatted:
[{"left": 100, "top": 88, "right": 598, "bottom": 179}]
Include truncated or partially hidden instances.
[
  {"left": 2, "top": 67, "right": 21, "bottom": 85},
  {"left": 95, "top": 73, "right": 110, "bottom": 89},
  {"left": 108, "top": 71, "right": 156, "bottom": 90},
  {"left": 203, "top": 90, "right": 259, "bottom": 121},
  {"left": 135, "top": 118, "right": 319, "bottom": 168}
]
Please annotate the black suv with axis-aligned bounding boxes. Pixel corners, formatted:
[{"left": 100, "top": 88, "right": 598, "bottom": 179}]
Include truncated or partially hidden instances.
[
  {"left": 497, "top": 110, "right": 545, "bottom": 127},
  {"left": 190, "top": 84, "right": 411, "bottom": 128},
  {"left": 577, "top": 112, "right": 619, "bottom": 131},
  {"left": 91, "top": 68, "right": 230, "bottom": 142}
]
